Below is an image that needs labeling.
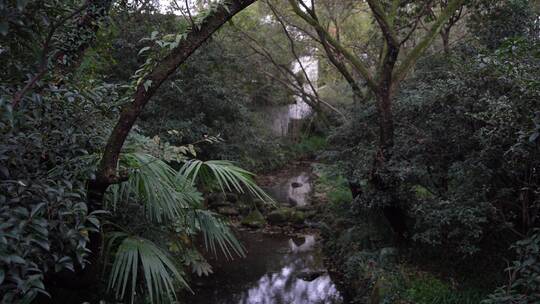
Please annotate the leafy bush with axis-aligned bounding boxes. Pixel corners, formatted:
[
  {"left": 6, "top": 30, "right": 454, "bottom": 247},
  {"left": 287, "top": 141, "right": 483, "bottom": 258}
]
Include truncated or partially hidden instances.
[
  {"left": 322, "top": 13, "right": 540, "bottom": 301},
  {"left": 313, "top": 164, "right": 352, "bottom": 207},
  {"left": 291, "top": 135, "right": 328, "bottom": 157},
  {"left": 405, "top": 275, "right": 485, "bottom": 304},
  {"left": 482, "top": 230, "right": 540, "bottom": 304},
  {"left": 411, "top": 198, "right": 495, "bottom": 255},
  {"left": 329, "top": 36, "right": 540, "bottom": 256},
  {"left": 469, "top": 0, "right": 536, "bottom": 49},
  {"left": 0, "top": 83, "right": 113, "bottom": 303}
]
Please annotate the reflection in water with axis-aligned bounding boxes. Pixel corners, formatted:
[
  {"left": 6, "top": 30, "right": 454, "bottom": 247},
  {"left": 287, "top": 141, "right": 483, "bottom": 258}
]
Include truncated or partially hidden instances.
[
  {"left": 242, "top": 269, "right": 340, "bottom": 304},
  {"left": 289, "top": 235, "right": 315, "bottom": 253},
  {"left": 287, "top": 172, "right": 311, "bottom": 207},
  {"left": 186, "top": 232, "right": 342, "bottom": 304},
  {"left": 265, "top": 171, "right": 312, "bottom": 207}
]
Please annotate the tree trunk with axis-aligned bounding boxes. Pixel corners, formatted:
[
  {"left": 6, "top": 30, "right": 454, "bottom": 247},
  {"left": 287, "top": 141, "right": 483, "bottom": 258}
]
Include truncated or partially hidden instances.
[
  {"left": 376, "top": 90, "right": 394, "bottom": 158},
  {"left": 372, "top": 90, "right": 408, "bottom": 242},
  {"left": 441, "top": 30, "right": 450, "bottom": 55}
]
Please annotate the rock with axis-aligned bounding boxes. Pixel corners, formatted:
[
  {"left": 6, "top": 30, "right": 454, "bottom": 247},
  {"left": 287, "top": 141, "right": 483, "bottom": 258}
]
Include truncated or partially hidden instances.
[
  {"left": 291, "top": 182, "right": 303, "bottom": 188},
  {"left": 238, "top": 203, "right": 251, "bottom": 215},
  {"left": 267, "top": 208, "right": 293, "bottom": 225},
  {"left": 291, "top": 235, "right": 306, "bottom": 244},
  {"left": 226, "top": 193, "right": 238, "bottom": 203},
  {"left": 305, "top": 221, "right": 321, "bottom": 229},
  {"left": 207, "top": 193, "right": 230, "bottom": 208},
  {"left": 217, "top": 206, "right": 239, "bottom": 216},
  {"left": 252, "top": 198, "right": 266, "bottom": 211},
  {"left": 241, "top": 210, "right": 266, "bottom": 229},
  {"left": 288, "top": 197, "right": 298, "bottom": 206},
  {"left": 276, "top": 247, "right": 290, "bottom": 254},
  {"left": 295, "top": 204, "right": 314, "bottom": 212},
  {"left": 304, "top": 210, "right": 318, "bottom": 220},
  {"left": 297, "top": 270, "right": 325, "bottom": 282},
  {"left": 291, "top": 211, "right": 306, "bottom": 225}
]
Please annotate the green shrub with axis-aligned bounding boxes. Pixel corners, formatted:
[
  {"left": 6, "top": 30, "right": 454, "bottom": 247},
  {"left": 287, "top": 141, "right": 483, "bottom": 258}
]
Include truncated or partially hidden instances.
[
  {"left": 291, "top": 135, "right": 328, "bottom": 157},
  {"left": 482, "top": 230, "right": 540, "bottom": 304},
  {"left": 405, "top": 275, "right": 485, "bottom": 304},
  {"left": 313, "top": 164, "right": 352, "bottom": 210}
]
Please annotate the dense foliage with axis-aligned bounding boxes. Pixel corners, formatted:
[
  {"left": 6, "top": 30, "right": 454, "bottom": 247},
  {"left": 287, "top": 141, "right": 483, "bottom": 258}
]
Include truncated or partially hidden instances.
[
  {"left": 0, "top": 1, "right": 281, "bottom": 303},
  {"left": 320, "top": 1, "right": 540, "bottom": 302},
  {"left": 1, "top": 0, "right": 540, "bottom": 303}
]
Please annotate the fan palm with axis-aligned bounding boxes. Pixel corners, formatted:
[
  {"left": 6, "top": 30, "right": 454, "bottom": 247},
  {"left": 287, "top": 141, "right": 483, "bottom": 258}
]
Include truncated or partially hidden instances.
[
  {"left": 104, "top": 150, "right": 269, "bottom": 303},
  {"left": 107, "top": 233, "right": 188, "bottom": 304},
  {"left": 179, "top": 159, "right": 274, "bottom": 203}
]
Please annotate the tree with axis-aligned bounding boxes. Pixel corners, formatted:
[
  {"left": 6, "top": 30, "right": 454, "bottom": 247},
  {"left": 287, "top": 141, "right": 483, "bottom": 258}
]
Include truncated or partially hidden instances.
[
  {"left": 288, "top": 0, "right": 466, "bottom": 238},
  {"left": 432, "top": 0, "right": 467, "bottom": 54},
  {"left": 79, "top": 0, "right": 258, "bottom": 286}
]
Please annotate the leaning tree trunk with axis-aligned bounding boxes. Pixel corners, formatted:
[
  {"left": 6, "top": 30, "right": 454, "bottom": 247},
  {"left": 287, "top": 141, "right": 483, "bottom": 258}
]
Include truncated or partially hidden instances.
[{"left": 74, "top": 0, "right": 258, "bottom": 289}]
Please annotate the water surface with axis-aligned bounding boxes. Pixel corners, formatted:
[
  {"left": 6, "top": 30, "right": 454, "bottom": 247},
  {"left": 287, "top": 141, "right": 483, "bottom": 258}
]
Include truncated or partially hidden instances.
[{"left": 186, "top": 231, "right": 342, "bottom": 304}]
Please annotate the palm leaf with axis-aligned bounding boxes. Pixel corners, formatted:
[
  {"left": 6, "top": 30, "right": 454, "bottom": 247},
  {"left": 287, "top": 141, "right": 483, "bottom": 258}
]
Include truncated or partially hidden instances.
[
  {"left": 107, "top": 153, "right": 202, "bottom": 223},
  {"left": 107, "top": 233, "right": 189, "bottom": 304},
  {"left": 178, "top": 159, "right": 274, "bottom": 203},
  {"left": 187, "top": 209, "right": 246, "bottom": 259}
]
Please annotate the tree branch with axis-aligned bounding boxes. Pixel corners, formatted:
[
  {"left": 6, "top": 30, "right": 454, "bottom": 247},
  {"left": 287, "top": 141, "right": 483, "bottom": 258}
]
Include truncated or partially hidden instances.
[
  {"left": 393, "top": 0, "right": 465, "bottom": 84},
  {"left": 93, "top": 0, "right": 257, "bottom": 191},
  {"left": 288, "top": 0, "right": 377, "bottom": 92},
  {"left": 366, "top": 0, "right": 400, "bottom": 49}
]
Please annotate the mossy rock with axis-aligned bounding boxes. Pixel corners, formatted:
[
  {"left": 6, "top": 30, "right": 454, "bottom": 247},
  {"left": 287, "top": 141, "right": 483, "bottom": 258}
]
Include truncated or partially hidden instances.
[
  {"left": 237, "top": 203, "right": 251, "bottom": 215},
  {"left": 252, "top": 198, "right": 266, "bottom": 211},
  {"left": 304, "top": 210, "right": 318, "bottom": 220},
  {"left": 267, "top": 207, "right": 294, "bottom": 225},
  {"left": 291, "top": 211, "right": 306, "bottom": 225},
  {"left": 295, "top": 204, "right": 314, "bottom": 212},
  {"left": 217, "top": 206, "right": 239, "bottom": 216},
  {"left": 207, "top": 193, "right": 230, "bottom": 207},
  {"left": 241, "top": 210, "right": 266, "bottom": 228}
]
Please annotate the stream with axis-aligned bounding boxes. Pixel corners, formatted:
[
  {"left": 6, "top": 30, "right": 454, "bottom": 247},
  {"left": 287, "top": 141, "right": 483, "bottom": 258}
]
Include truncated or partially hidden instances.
[
  {"left": 183, "top": 55, "right": 342, "bottom": 303},
  {"left": 184, "top": 163, "right": 343, "bottom": 304}
]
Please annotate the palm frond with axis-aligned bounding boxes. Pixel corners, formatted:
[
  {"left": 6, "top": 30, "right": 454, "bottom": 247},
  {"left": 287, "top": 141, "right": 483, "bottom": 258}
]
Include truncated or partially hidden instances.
[
  {"left": 107, "top": 233, "right": 189, "bottom": 304},
  {"left": 107, "top": 153, "right": 202, "bottom": 223},
  {"left": 178, "top": 159, "right": 274, "bottom": 203},
  {"left": 187, "top": 209, "right": 246, "bottom": 259}
]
